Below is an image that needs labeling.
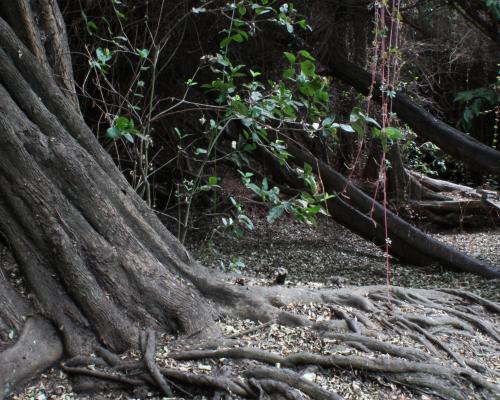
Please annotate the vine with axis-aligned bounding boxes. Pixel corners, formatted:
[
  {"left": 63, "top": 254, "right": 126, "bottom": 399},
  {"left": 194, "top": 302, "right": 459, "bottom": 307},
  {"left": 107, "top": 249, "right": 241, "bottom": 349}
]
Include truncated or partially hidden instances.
[{"left": 369, "top": 0, "right": 403, "bottom": 288}]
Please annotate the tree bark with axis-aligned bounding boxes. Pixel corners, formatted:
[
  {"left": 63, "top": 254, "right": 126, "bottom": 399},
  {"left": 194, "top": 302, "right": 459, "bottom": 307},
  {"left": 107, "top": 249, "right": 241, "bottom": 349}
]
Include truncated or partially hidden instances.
[{"left": 0, "top": 10, "right": 227, "bottom": 356}]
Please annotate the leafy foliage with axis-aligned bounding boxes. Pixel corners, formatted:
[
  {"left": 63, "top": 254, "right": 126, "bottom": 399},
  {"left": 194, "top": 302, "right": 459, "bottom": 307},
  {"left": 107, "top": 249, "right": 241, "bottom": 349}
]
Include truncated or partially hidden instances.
[{"left": 455, "top": 85, "right": 499, "bottom": 131}]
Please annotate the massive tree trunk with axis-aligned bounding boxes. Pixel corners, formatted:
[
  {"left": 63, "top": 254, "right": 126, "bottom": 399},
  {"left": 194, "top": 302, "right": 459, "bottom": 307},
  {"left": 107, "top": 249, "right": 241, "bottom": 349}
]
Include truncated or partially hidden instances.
[
  {"left": 0, "top": 4, "right": 272, "bottom": 393},
  {"left": 0, "top": 3, "right": 499, "bottom": 400},
  {"left": 0, "top": 2, "right": 228, "bottom": 354}
]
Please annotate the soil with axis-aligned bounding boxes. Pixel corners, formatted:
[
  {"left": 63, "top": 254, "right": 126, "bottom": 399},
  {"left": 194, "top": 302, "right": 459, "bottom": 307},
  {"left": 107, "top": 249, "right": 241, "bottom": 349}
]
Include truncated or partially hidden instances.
[
  {"left": 189, "top": 216, "right": 500, "bottom": 301},
  {"left": 6, "top": 215, "right": 500, "bottom": 400}
]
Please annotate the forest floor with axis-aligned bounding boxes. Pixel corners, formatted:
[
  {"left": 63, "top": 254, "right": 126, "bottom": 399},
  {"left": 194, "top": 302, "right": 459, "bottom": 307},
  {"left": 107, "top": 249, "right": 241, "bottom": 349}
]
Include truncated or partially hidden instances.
[{"left": 7, "top": 216, "right": 500, "bottom": 400}]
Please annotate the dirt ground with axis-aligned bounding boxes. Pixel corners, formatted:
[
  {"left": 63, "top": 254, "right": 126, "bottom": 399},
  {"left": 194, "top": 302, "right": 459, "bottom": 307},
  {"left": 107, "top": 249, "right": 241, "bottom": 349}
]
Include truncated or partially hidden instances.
[{"left": 190, "top": 215, "right": 500, "bottom": 301}]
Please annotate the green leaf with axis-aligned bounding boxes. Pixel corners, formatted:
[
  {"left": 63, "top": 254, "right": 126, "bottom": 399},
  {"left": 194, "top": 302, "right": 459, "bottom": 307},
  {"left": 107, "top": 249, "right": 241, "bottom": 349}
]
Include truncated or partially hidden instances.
[
  {"left": 220, "top": 36, "right": 232, "bottom": 48},
  {"left": 284, "top": 52, "right": 296, "bottom": 64},
  {"left": 298, "top": 50, "right": 315, "bottom": 61},
  {"left": 96, "top": 47, "right": 112, "bottom": 64},
  {"left": 338, "top": 124, "right": 355, "bottom": 133},
  {"left": 296, "top": 19, "right": 310, "bottom": 30},
  {"left": 106, "top": 127, "right": 121, "bottom": 140},
  {"left": 305, "top": 205, "right": 321, "bottom": 214},
  {"left": 267, "top": 205, "right": 286, "bottom": 223},
  {"left": 250, "top": 69, "right": 261, "bottom": 78},
  {"left": 283, "top": 68, "right": 295, "bottom": 80},
  {"left": 300, "top": 60, "right": 316, "bottom": 77},
  {"left": 136, "top": 48, "right": 150, "bottom": 59},
  {"left": 317, "top": 90, "right": 329, "bottom": 103},
  {"left": 232, "top": 33, "right": 245, "bottom": 43},
  {"left": 115, "top": 116, "right": 132, "bottom": 130},
  {"left": 123, "top": 133, "right": 134, "bottom": 143},
  {"left": 231, "top": 100, "right": 249, "bottom": 116},
  {"left": 86, "top": 20, "right": 98, "bottom": 32},
  {"left": 382, "top": 127, "right": 403, "bottom": 141}
]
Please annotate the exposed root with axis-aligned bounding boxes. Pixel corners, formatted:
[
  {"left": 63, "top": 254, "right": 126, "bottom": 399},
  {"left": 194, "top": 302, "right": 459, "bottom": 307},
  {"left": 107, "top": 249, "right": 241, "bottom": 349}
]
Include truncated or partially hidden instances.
[
  {"left": 141, "top": 329, "right": 174, "bottom": 397},
  {"left": 5, "top": 283, "right": 499, "bottom": 400},
  {"left": 322, "top": 333, "right": 431, "bottom": 361},
  {"left": 440, "top": 288, "right": 500, "bottom": 314},
  {"left": 0, "top": 316, "right": 63, "bottom": 399},
  {"left": 168, "top": 345, "right": 499, "bottom": 398},
  {"left": 245, "top": 367, "right": 342, "bottom": 400},
  {"left": 227, "top": 320, "right": 276, "bottom": 339},
  {"left": 113, "top": 285, "right": 499, "bottom": 398}
]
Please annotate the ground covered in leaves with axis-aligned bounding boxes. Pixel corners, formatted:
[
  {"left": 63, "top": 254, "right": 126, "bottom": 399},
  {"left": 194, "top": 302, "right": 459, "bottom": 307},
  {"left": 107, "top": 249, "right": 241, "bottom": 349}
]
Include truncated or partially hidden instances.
[
  {"left": 7, "top": 216, "right": 500, "bottom": 400},
  {"left": 190, "top": 216, "right": 500, "bottom": 301}
]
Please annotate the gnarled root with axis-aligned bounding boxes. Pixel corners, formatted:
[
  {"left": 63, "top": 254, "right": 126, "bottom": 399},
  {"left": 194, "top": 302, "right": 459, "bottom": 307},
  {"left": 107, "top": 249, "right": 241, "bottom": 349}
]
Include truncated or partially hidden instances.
[{"left": 60, "top": 284, "right": 500, "bottom": 400}]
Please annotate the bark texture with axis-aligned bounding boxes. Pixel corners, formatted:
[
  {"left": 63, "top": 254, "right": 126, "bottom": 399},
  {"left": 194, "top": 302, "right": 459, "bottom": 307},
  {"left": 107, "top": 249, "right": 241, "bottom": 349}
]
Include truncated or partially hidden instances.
[
  {"left": 0, "top": 269, "right": 63, "bottom": 399},
  {"left": 0, "top": 12, "right": 224, "bottom": 355}
]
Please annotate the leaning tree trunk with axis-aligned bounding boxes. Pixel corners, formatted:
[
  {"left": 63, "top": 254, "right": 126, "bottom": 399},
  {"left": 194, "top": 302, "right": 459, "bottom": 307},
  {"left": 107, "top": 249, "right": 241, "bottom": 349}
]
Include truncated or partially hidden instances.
[
  {"left": 286, "top": 143, "right": 500, "bottom": 279},
  {"left": 318, "top": 52, "right": 500, "bottom": 176}
]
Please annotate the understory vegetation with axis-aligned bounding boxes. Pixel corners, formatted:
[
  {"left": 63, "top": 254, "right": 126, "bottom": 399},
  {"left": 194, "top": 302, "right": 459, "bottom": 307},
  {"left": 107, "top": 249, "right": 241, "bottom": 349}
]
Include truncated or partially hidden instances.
[{"left": 0, "top": 1, "right": 499, "bottom": 400}]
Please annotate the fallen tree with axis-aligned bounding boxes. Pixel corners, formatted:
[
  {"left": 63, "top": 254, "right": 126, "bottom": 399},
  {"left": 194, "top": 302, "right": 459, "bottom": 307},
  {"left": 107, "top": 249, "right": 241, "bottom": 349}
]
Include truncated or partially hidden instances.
[
  {"left": 0, "top": 2, "right": 499, "bottom": 400},
  {"left": 285, "top": 143, "right": 500, "bottom": 279}
]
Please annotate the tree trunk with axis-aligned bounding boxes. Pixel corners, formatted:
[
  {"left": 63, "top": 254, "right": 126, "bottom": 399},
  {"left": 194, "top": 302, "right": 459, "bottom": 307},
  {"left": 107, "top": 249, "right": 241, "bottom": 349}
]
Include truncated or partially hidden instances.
[
  {"left": 0, "top": 4, "right": 293, "bottom": 380},
  {"left": 287, "top": 143, "right": 500, "bottom": 279},
  {"left": 319, "top": 53, "right": 500, "bottom": 176},
  {"left": 0, "top": 10, "right": 229, "bottom": 355}
]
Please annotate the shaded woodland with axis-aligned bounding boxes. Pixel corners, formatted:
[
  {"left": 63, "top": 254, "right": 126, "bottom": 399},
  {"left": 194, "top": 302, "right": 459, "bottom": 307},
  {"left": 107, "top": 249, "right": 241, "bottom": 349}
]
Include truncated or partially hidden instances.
[{"left": 0, "top": 1, "right": 499, "bottom": 399}]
